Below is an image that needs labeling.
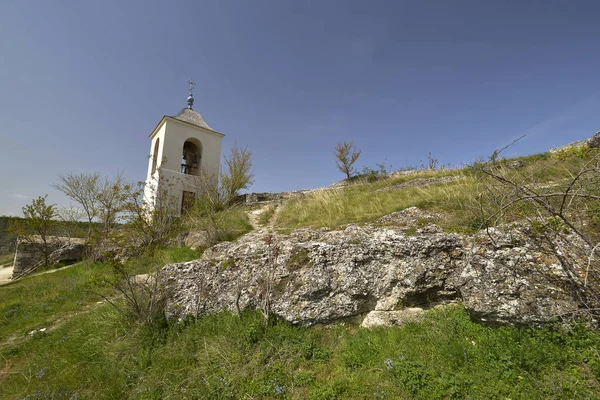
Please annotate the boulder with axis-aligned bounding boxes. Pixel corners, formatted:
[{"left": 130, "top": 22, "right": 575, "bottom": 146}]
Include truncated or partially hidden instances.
[
  {"left": 181, "top": 231, "right": 208, "bottom": 250},
  {"left": 163, "top": 211, "right": 593, "bottom": 327}
]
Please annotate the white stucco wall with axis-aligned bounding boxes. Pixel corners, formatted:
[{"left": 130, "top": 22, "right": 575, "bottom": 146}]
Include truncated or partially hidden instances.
[{"left": 144, "top": 117, "right": 224, "bottom": 214}]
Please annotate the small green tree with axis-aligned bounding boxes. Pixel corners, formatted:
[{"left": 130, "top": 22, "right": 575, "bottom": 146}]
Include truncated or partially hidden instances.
[
  {"left": 9, "top": 195, "right": 57, "bottom": 267},
  {"left": 188, "top": 144, "right": 255, "bottom": 245},
  {"left": 220, "top": 144, "right": 255, "bottom": 204},
  {"left": 335, "top": 141, "right": 361, "bottom": 180}
]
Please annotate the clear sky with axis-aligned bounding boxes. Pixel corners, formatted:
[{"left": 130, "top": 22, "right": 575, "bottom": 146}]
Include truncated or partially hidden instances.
[{"left": 1, "top": 0, "right": 599, "bottom": 216}]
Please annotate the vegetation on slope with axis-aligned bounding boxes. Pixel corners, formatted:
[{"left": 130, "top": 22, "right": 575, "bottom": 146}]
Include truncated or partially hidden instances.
[
  {"left": 275, "top": 149, "right": 598, "bottom": 233},
  {"left": 1, "top": 281, "right": 599, "bottom": 399},
  {"left": 0, "top": 247, "right": 201, "bottom": 343}
]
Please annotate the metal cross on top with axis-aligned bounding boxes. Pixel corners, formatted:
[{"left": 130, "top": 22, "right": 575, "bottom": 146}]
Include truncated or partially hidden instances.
[{"left": 187, "top": 79, "right": 196, "bottom": 95}]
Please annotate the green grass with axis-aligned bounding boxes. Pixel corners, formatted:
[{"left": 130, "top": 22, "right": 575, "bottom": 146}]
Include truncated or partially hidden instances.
[
  {"left": 0, "top": 253, "right": 14, "bottom": 266},
  {"left": 0, "top": 247, "right": 202, "bottom": 345},
  {"left": 275, "top": 149, "right": 599, "bottom": 232},
  {"left": 0, "top": 260, "right": 110, "bottom": 342},
  {"left": 2, "top": 303, "right": 599, "bottom": 399}
]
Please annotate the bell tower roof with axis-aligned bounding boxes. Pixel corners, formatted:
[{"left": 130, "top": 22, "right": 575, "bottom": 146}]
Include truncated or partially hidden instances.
[
  {"left": 149, "top": 80, "right": 224, "bottom": 138},
  {"left": 172, "top": 107, "right": 213, "bottom": 131}
]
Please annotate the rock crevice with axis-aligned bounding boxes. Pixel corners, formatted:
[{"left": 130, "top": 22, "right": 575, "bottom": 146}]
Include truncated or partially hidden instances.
[{"left": 163, "top": 208, "right": 594, "bottom": 327}]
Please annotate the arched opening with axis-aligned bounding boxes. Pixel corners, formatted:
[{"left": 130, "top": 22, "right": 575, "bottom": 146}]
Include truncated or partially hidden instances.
[
  {"left": 181, "top": 139, "right": 202, "bottom": 175},
  {"left": 151, "top": 138, "right": 160, "bottom": 174}
]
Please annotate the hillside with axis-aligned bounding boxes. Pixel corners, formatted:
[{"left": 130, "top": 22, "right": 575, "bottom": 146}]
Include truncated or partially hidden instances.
[{"left": 1, "top": 145, "right": 600, "bottom": 399}]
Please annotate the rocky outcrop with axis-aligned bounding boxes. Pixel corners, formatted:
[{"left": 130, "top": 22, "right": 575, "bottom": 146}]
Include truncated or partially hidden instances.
[
  {"left": 163, "top": 208, "right": 595, "bottom": 327},
  {"left": 549, "top": 131, "right": 600, "bottom": 153},
  {"left": 589, "top": 131, "right": 600, "bottom": 148},
  {"left": 12, "top": 236, "right": 86, "bottom": 278}
]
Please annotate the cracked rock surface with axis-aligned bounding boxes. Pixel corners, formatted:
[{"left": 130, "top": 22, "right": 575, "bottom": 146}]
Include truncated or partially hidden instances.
[{"left": 163, "top": 208, "right": 590, "bottom": 327}]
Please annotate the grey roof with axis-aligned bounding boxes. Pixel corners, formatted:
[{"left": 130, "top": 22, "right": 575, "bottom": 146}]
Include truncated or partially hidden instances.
[{"left": 172, "top": 107, "right": 213, "bottom": 131}]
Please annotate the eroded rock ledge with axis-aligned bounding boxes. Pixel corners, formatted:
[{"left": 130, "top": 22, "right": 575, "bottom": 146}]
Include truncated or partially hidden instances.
[{"left": 163, "top": 208, "right": 591, "bottom": 327}]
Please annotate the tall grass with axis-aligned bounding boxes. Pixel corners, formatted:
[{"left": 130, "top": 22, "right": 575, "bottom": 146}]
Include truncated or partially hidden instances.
[
  {"left": 187, "top": 207, "right": 253, "bottom": 244},
  {"left": 276, "top": 170, "right": 481, "bottom": 232},
  {"left": 276, "top": 151, "right": 597, "bottom": 232}
]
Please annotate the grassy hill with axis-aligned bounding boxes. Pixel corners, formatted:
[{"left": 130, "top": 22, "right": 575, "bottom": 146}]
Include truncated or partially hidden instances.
[
  {"left": 275, "top": 150, "right": 594, "bottom": 233},
  {"left": 1, "top": 147, "right": 599, "bottom": 399}
]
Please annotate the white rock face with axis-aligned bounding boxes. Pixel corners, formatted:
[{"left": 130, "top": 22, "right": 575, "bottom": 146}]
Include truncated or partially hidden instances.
[
  {"left": 361, "top": 308, "right": 426, "bottom": 328},
  {"left": 162, "top": 209, "right": 595, "bottom": 327}
]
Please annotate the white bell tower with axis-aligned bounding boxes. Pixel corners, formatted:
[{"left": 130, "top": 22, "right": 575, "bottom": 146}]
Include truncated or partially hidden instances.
[{"left": 144, "top": 81, "right": 224, "bottom": 214}]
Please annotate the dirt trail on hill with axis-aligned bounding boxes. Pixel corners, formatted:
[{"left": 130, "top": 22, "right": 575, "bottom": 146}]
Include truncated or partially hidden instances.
[
  {"left": 0, "top": 263, "right": 81, "bottom": 286},
  {"left": 246, "top": 203, "right": 281, "bottom": 231}
]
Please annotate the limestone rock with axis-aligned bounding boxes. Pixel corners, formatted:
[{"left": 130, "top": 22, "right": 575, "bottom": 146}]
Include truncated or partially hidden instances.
[
  {"left": 506, "top": 160, "right": 526, "bottom": 169},
  {"left": 12, "top": 236, "right": 86, "bottom": 278},
  {"left": 181, "top": 231, "right": 208, "bottom": 250},
  {"left": 163, "top": 211, "right": 592, "bottom": 327},
  {"left": 589, "top": 131, "right": 600, "bottom": 148},
  {"left": 361, "top": 308, "right": 426, "bottom": 328}
]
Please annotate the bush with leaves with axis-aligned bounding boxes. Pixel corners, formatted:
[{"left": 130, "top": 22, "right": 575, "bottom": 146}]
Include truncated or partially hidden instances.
[
  {"left": 9, "top": 195, "right": 58, "bottom": 268},
  {"left": 220, "top": 143, "right": 255, "bottom": 205},
  {"left": 186, "top": 144, "right": 255, "bottom": 245}
]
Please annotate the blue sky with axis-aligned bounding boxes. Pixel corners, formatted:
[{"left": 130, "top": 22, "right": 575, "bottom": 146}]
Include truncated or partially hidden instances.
[{"left": 1, "top": 0, "right": 599, "bottom": 216}]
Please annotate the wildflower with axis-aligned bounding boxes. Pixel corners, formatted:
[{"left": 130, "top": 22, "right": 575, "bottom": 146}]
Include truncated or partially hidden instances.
[{"left": 384, "top": 358, "right": 394, "bottom": 370}]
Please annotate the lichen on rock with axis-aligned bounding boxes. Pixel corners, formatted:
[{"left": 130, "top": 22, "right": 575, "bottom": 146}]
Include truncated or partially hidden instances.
[{"left": 163, "top": 209, "right": 594, "bottom": 328}]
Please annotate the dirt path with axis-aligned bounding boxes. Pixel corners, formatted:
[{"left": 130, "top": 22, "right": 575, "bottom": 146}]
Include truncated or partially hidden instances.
[
  {"left": 246, "top": 202, "right": 281, "bottom": 231},
  {"left": 0, "top": 263, "right": 81, "bottom": 286},
  {"left": 0, "top": 265, "right": 14, "bottom": 285}
]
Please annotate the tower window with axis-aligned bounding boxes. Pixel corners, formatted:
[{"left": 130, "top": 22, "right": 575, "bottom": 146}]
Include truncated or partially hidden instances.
[
  {"left": 151, "top": 138, "right": 160, "bottom": 174},
  {"left": 181, "top": 140, "right": 202, "bottom": 175}
]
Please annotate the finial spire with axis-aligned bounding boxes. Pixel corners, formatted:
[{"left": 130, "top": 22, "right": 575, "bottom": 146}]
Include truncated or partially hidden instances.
[{"left": 186, "top": 79, "right": 196, "bottom": 109}]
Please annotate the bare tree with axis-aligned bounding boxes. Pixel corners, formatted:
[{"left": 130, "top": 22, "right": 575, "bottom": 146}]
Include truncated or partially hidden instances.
[
  {"left": 474, "top": 144, "right": 600, "bottom": 317},
  {"left": 57, "top": 205, "right": 85, "bottom": 238},
  {"left": 260, "top": 234, "right": 279, "bottom": 325},
  {"left": 92, "top": 258, "right": 172, "bottom": 326},
  {"left": 335, "top": 141, "right": 361, "bottom": 180},
  {"left": 117, "top": 180, "right": 182, "bottom": 250},
  {"left": 96, "top": 173, "right": 128, "bottom": 236},
  {"left": 52, "top": 173, "right": 100, "bottom": 239}
]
